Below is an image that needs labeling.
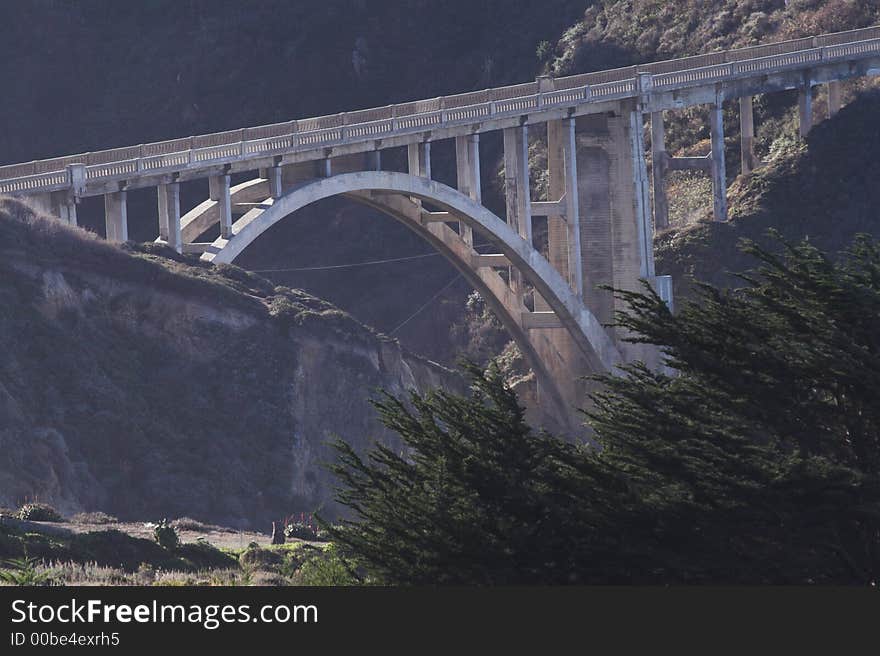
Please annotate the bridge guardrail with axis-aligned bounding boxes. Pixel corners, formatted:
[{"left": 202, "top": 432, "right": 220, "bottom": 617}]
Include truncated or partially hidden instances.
[{"left": 2, "top": 26, "right": 880, "bottom": 197}]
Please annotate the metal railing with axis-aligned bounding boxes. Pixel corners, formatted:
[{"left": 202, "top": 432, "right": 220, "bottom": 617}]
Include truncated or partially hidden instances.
[{"left": 2, "top": 24, "right": 880, "bottom": 197}]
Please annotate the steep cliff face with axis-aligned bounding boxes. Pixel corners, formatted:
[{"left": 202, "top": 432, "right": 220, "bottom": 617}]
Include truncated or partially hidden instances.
[{"left": 0, "top": 198, "right": 457, "bottom": 529}]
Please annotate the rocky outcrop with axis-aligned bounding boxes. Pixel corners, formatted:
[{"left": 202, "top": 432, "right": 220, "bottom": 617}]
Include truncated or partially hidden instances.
[{"left": 0, "top": 198, "right": 459, "bottom": 529}]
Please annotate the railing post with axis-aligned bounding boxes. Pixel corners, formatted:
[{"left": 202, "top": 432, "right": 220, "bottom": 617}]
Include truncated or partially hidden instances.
[
  {"left": 536, "top": 74, "right": 554, "bottom": 109},
  {"left": 637, "top": 72, "right": 653, "bottom": 113}
]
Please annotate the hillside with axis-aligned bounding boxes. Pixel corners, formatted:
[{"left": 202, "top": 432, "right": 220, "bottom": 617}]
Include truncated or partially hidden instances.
[
  {"left": 655, "top": 91, "right": 880, "bottom": 297},
  {"left": 0, "top": 197, "right": 457, "bottom": 530}
]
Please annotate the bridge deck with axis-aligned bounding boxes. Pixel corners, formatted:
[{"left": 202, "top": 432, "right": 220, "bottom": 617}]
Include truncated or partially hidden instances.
[{"left": 2, "top": 24, "right": 880, "bottom": 197}]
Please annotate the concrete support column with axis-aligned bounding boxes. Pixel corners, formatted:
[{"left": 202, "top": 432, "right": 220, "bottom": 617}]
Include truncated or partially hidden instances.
[
  {"left": 157, "top": 182, "right": 182, "bottom": 253},
  {"left": 58, "top": 163, "right": 86, "bottom": 227},
  {"left": 269, "top": 165, "right": 282, "bottom": 199},
  {"left": 321, "top": 158, "right": 332, "bottom": 178},
  {"left": 407, "top": 142, "right": 431, "bottom": 179},
  {"left": 366, "top": 150, "right": 381, "bottom": 171},
  {"left": 650, "top": 111, "right": 669, "bottom": 230},
  {"left": 55, "top": 195, "right": 78, "bottom": 226},
  {"left": 467, "top": 135, "right": 481, "bottom": 203},
  {"left": 560, "top": 118, "right": 583, "bottom": 298},
  {"left": 208, "top": 175, "right": 222, "bottom": 201},
  {"left": 562, "top": 118, "right": 584, "bottom": 296},
  {"left": 217, "top": 174, "right": 233, "bottom": 238},
  {"left": 798, "top": 79, "right": 813, "bottom": 138},
  {"left": 709, "top": 103, "right": 728, "bottom": 222},
  {"left": 103, "top": 191, "right": 128, "bottom": 242},
  {"left": 545, "top": 120, "right": 570, "bottom": 302},
  {"left": 828, "top": 80, "right": 843, "bottom": 117},
  {"left": 503, "top": 126, "right": 532, "bottom": 242},
  {"left": 503, "top": 125, "right": 532, "bottom": 300},
  {"left": 454, "top": 135, "right": 478, "bottom": 246},
  {"left": 740, "top": 95, "right": 756, "bottom": 175},
  {"left": 630, "top": 109, "right": 655, "bottom": 278}
]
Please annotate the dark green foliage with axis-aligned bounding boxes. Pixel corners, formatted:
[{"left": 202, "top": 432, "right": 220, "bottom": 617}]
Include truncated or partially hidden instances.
[
  {"left": 588, "top": 233, "right": 880, "bottom": 583},
  {"left": 325, "top": 362, "right": 632, "bottom": 584},
  {"left": 152, "top": 519, "right": 179, "bottom": 551},
  {"left": 18, "top": 503, "right": 63, "bottom": 523},
  {"left": 328, "top": 235, "right": 880, "bottom": 584},
  {"left": 0, "top": 555, "right": 54, "bottom": 586},
  {"left": 289, "top": 544, "right": 360, "bottom": 586}
]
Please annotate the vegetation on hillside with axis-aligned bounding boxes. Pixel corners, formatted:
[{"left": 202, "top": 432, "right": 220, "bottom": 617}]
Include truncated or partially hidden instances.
[
  {"left": 657, "top": 91, "right": 880, "bottom": 298},
  {"left": 0, "top": 198, "right": 451, "bottom": 528},
  {"left": 0, "top": 516, "right": 352, "bottom": 586},
  {"left": 326, "top": 234, "right": 880, "bottom": 584}
]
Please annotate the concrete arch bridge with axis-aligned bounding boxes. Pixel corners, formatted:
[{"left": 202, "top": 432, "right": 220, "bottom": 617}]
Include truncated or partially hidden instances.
[{"left": 4, "top": 24, "right": 880, "bottom": 428}]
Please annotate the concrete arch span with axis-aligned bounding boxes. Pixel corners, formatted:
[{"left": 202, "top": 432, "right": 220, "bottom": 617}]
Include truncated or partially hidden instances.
[{"left": 199, "top": 171, "right": 622, "bottom": 429}]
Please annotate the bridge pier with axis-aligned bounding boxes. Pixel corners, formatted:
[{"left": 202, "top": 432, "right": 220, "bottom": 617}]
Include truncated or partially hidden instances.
[
  {"left": 157, "top": 182, "right": 182, "bottom": 253},
  {"left": 269, "top": 166, "right": 283, "bottom": 199},
  {"left": 799, "top": 77, "right": 814, "bottom": 138},
  {"left": 366, "top": 150, "right": 381, "bottom": 171},
  {"left": 828, "top": 80, "right": 843, "bottom": 117},
  {"left": 103, "top": 191, "right": 128, "bottom": 242},
  {"left": 709, "top": 102, "right": 728, "bottom": 222},
  {"left": 210, "top": 174, "right": 233, "bottom": 238},
  {"left": 740, "top": 95, "right": 756, "bottom": 175},
  {"left": 650, "top": 111, "right": 669, "bottom": 229},
  {"left": 503, "top": 125, "right": 532, "bottom": 302},
  {"left": 407, "top": 142, "right": 431, "bottom": 179},
  {"left": 454, "top": 135, "right": 479, "bottom": 246},
  {"left": 544, "top": 118, "right": 583, "bottom": 299}
]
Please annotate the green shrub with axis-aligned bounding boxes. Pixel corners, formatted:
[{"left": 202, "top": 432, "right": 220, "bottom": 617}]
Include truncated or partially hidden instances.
[
  {"left": 0, "top": 555, "right": 54, "bottom": 586},
  {"left": 239, "top": 545, "right": 283, "bottom": 572},
  {"left": 292, "top": 546, "right": 359, "bottom": 586},
  {"left": 152, "top": 519, "right": 179, "bottom": 550},
  {"left": 18, "top": 503, "right": 63, "bottom": 523}
]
